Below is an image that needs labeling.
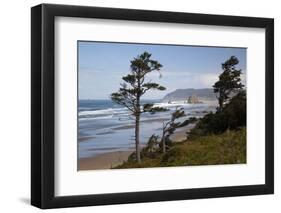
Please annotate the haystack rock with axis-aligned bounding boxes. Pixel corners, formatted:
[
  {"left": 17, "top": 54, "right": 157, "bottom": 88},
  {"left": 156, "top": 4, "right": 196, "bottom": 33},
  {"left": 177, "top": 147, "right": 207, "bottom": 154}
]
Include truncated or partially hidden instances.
[
  {"left": 187, "top": 95, "right": 200, "bottom": 104},
  {"left": 162, "top": 88, "right": 216, "bottom": 102}
]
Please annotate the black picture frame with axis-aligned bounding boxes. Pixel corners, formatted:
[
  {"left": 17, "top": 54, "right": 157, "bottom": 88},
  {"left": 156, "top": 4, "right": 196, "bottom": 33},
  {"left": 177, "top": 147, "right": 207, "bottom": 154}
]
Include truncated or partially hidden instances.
[{"left": 31, "top": 3, "right": 274, "bottom": 209}]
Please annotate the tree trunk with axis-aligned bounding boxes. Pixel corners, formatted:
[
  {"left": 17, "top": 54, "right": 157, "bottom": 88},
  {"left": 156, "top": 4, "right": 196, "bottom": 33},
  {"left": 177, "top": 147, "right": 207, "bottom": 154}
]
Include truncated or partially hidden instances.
[
  {"left": 226, "top": 119, "right": 230, "bottom": 134},
  {"left": 219, "top": 99, "right": 223, "bottom": 110},
  {"left": 135, "top": 72, "right": 142, "bottom": 163},
  {"left": 226, "top": 127, "right": 230, "bottom": 134},
  {"left": 162, "top": 124, "right": 166, "bottom": 153},
  {"left": 218, "top": 95, "right": 223, "bottom": 111},
  {"left": 162, "top": 136, "right": 166, "bottom": 153},
  {"left": 218, "top": 89, "right": 224, "bottom": 111},
  {"left": 135, "top": 114, "right": 141, "bottom": 163}
]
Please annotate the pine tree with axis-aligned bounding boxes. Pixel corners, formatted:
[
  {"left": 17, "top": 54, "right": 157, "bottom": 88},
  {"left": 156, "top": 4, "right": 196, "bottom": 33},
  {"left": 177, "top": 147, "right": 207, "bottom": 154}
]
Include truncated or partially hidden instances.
[
  {"left": 213, "top": 56, "right": 244, "bottom": 111},
  {"left": 111, "top": 52, "right": 166, "bottom": 163},
  {"left": 160, "top": 108, "right": 185, "bottom": 153}
]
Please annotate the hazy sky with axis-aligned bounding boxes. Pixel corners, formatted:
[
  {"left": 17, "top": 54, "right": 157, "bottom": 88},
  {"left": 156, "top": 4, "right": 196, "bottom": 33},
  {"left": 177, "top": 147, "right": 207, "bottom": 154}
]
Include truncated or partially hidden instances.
[{"left": 78, "top": 41, "right": 246, "bottom": 100}]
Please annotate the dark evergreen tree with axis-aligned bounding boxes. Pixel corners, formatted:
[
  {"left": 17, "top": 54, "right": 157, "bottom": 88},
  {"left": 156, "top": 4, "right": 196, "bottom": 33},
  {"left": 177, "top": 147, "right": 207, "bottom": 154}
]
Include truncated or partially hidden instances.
[
  {"left": 189, "top": 90, "right": 246, "bottom": 136},
  {"left": 213, "top": 56, "right": 244, "bottom": 110},
  {"left": 111, "top": 52, "right": 166, "bottom": 163}
]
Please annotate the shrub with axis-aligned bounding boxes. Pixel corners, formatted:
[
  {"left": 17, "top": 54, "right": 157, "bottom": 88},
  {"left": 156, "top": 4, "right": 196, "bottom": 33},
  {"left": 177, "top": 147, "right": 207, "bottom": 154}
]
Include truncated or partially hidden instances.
[{"left": 189, "top": 90, "right": 246, "bottom": 137}]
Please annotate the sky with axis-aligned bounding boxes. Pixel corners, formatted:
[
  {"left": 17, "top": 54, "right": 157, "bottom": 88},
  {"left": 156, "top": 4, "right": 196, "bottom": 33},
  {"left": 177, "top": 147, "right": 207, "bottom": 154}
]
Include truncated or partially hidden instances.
[{"left": 78, "top": 41, "right": 246, "bottom": 100}]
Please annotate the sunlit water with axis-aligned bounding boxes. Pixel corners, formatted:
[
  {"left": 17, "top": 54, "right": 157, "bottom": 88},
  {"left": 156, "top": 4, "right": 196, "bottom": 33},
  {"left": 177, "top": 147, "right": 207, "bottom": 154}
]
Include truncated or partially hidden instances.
[{"left": 78, "top": 99, "right": 216, "bottom": 158}]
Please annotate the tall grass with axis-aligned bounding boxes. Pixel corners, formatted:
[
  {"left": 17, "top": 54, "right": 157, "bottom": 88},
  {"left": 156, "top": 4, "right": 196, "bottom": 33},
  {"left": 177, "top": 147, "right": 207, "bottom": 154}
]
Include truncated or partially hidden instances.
[{"left": 114, "top": 128, "right": 246, "bottom": 169}]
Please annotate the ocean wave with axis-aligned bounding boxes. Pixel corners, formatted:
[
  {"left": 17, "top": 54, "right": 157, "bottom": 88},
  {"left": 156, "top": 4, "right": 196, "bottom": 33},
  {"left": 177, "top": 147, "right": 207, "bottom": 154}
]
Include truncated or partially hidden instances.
[
  {"left": 79, "top": 115, "right": 114, "bottom": 121},
  {"left": 79, "top": 101, "right": 209, "bottom": 120},
  {"left": 79, "top": 107, "right": 128, "bottom": 117},
  {"left": 153, "top": 101, "right": 207, "bottom": 109}
]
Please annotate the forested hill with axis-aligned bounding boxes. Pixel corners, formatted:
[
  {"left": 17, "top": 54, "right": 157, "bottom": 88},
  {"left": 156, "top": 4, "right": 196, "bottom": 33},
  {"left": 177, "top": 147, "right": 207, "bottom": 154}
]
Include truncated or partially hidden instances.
[{"left": 162, "top": 88, "right": 216, "bottom": 102}]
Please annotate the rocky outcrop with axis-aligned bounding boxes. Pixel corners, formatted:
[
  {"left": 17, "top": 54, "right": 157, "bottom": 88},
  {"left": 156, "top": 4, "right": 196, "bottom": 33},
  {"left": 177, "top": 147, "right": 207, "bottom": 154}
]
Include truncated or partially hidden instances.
[
  {"left": 162, "top": 88, "right": 216, "bottom": 102},
  {"left": 187, "top": 95, "right": 200, "bottom": 104}
]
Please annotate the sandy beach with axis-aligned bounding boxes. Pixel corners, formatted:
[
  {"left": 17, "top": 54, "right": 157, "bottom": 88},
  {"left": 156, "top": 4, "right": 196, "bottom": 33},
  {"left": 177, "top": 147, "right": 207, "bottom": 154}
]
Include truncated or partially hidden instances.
[
  {"left": 78, "top": 150, "right": 133, "bottom": 170},
  {"left": 78, "top": 123, "right": 196, "bottom": 170},
  {"left": 169, "top": 123, "right": 196, "bottom": 142}
]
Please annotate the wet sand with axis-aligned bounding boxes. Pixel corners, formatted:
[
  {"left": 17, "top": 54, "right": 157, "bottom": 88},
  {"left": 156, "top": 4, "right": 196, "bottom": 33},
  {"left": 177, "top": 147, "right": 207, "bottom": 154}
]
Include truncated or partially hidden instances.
[
  {"left": 79, "top": 136, "right": 96, "bottom": 142},
  {"left": 78, "top": 123, "right": 197, "bottom": 170},
  {"left": 169, "top": 123, "right": 197, "bottom": 142},
  {"left": 112, "top": 117, "right": 170, "bottom": 131},
  {"left": 78, "top": 150, "right": 133, "bottom": 170}
]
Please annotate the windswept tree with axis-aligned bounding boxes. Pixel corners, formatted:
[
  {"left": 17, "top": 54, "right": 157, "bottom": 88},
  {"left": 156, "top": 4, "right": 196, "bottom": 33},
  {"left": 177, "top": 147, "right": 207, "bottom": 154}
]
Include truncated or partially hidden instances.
[
  {"left": 111, "top": 52, "right": 166, "bottom": 163},
  {"left": 160, "top": 108, "right": 185, "bottom": 153},
  {"left": 213, "top": 56, "right": 244, "bottom": 111}
]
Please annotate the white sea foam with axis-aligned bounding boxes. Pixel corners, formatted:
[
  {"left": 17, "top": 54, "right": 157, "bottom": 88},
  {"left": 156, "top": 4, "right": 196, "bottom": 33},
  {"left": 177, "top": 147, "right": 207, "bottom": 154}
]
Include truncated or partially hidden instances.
[
  {"left": 153, "top": 102, "right": 189, "bottom": 108},
  {"left": 79, "top": 101, "right": 209, "bottom": 120},
  {"left": 153, "top": 101, "right": 208, "bottom": 109},
  {"left": 79, "top": 115, "right": 114, "bottom": 121},
  {"left": 79, "top": 107, "right": 128, "bottom": 117}
]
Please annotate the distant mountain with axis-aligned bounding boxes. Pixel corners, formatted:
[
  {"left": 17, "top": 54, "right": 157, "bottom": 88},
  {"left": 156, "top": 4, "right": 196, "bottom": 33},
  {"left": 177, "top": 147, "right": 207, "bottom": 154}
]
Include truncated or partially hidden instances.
[{"left": 162, "top": 88, "right": 216, "bottom": 102}]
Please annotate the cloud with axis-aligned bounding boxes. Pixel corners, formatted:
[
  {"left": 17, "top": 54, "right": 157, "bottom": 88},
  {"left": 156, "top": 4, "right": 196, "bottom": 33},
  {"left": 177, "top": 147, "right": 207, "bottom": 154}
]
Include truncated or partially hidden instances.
[
  {"left": 241, "top": 71, "right": 246, "bottom": 85},
  {"left": 150, "top": 70, "right": 218, "bottom": 86},
  {"left": 197, "top": 73, "right": 219, "bottom": 88},
  {"left": 144, "top": 68, "right": 191, "bottom": 77}
]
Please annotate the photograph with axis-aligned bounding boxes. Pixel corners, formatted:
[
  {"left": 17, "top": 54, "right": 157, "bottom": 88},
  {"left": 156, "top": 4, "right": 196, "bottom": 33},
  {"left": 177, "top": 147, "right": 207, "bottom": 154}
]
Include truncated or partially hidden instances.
[
  {"left": 77, "top": 41, "right": 247, "bottom": 170},
  {"left": 30, "top": 2, "right": 274, "bottom": 209}
]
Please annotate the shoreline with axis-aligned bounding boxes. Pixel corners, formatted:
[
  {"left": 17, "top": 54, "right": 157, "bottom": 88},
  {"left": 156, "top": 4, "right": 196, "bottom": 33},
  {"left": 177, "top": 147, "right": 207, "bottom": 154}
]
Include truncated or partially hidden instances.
[
  {"left": 78, "top": 124, "right": 195, "bottom": 170},
  {"left": 78, "top": 150, "right": 133, "bottom": 170},
  {"left": 169, "top": 123, "right": 196, "bottom": 142}
]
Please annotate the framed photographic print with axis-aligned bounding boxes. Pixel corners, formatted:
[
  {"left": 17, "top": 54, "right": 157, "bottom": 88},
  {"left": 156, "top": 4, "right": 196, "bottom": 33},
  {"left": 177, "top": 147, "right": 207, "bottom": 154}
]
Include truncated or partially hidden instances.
[{"left": 31, "top": 3, "right": 274, "bottom": 209}]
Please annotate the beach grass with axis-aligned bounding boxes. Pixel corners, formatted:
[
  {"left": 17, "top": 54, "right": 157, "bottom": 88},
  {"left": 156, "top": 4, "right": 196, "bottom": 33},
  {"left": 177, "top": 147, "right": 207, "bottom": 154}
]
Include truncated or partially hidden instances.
[{"left": 114, "top": 128, "right": 246, "bottom": 169}]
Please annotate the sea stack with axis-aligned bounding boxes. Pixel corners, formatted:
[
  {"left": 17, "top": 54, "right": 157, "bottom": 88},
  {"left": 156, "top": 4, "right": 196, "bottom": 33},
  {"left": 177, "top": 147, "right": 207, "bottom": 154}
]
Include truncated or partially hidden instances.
[{"left": 187, "top": 95, "right": 200, "bottom": 104}]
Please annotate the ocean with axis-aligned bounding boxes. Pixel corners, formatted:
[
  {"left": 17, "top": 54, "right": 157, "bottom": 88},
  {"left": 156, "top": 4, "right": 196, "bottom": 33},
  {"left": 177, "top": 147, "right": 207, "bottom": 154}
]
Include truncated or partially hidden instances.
[{"left": 78, "top": 99, "right": 216, "bottom": 158}]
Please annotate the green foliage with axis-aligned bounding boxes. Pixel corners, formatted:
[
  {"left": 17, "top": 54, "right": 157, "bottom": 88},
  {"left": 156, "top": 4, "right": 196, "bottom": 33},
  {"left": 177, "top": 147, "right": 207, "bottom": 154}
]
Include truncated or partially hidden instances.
[
  {"left": 162, "top": 107, "right": 186, "bottom": 136},
  {"left": 223, "top": 90, "right": 246, "bottom": 129},
  {"left": 213, "top": 56, "right": 244, "bottom": 110},
  {"left": 178, "top": 117, "right": 198, "bottom": 128},
  {"left": 142, "top": 83, "right": 166, "bottom": 91},
  {"left": 144, "top": 135, "right": 160, "bottom": 154},
  {"left": 189, "top": 90, "right": 246, "bottom": 137},
  {"left": 111, "top": 51, "right": 166, "bottom": 163},
  {"left": 162, "top": 128, "right": 246, "bottom": 166},
  {"left": 143, "top": 104, "right": 169, "bottom": 114},
  {"left": 127, "top": 135, "right": 161, "bottom": 162},
  {"left": 114, "top": 55, "right": 247, "bottom": 168},
  {"left": 147, "top": 107, "right": 169, "bottom": 114},
  {"left": 142, "top": 103, "right": 154, "bottom": 112},
  {"left": 111, "top": 51, "right": 166, "bottom": 115},
  {"left": 160, "top": 108, "right": 186, "bottom": 153},
  {"left": 128, "top": 107, "right": 187, "bottom": 163},
  {"left": 114, "top": 128, "right": 246, "bottom": 169}
]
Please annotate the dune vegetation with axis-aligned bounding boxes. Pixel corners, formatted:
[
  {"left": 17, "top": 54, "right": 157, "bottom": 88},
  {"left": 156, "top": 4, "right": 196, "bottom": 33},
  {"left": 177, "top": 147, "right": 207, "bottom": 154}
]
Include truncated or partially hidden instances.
[
  {"left": 112, "top": 54, "right": 246, "bottom": 168},
  {"left": 114, "top": 128, "right": 246, "bottom": 169}
]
